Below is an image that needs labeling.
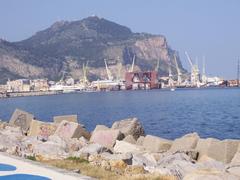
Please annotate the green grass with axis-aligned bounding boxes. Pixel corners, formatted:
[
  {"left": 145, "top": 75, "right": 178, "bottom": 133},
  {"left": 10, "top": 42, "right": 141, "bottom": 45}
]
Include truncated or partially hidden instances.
[
  {"left": 26, "top": 155, "right": 37, "bottom": 161},
  {"left": 66, "top": 156, "right": 89, "bottom": 163},
  {"left": 40, "top": 158, "right": 176, "bottom": 180}
]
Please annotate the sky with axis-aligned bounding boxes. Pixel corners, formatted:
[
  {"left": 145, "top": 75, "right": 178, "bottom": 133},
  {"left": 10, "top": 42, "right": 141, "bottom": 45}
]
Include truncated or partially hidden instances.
[{"left": 0, "top": 0, "right": 240, "bottom": 79}]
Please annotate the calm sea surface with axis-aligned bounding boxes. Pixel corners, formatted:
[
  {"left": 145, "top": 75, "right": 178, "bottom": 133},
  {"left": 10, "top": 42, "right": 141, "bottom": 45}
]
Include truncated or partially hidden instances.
[{"left": 0, "top": 88, "right": 239, "bottom": 140}]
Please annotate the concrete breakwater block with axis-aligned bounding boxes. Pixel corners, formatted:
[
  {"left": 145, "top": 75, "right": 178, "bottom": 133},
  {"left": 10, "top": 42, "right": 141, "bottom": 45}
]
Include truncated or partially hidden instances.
[
  {"left": 53, "top": 115, "right": 78, "bottom": 124},
  {"left": 28, "top": 120, "right": 57, "bottom": 140},
  {"left": 170, "top": 132, "right": 200, "bottom": 152},
  {"left": 90, "top": 129, "right": 124, "bottom": 148},
  {"left": 54, "top": 120, "right": 90, "bottom": 140},
  {"left": 9, "top": 109, "right": 34, "bottom": 133},
  {"left": 114, "top": 140, "right": 143, "bottom": 153},
  {"left": 111, "top": 117, "right": 145, "bottom": 140},
  {"left": 142, "top": 135, "right": 172, "bottom": 152},
  {"left": 196, "top": 138, "right": 239, "bottom": 163}
]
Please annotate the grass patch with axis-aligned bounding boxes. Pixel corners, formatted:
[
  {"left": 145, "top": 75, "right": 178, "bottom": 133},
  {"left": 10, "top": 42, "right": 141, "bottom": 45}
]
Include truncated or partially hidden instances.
[
  {"left": 26, "top": 155, "right": 37, "bottom": 161},
  {"left": 40, "top": 159, "right": 176, "bottom": 180},
  {"left": 66, "top": 156, "right": 89, "bottom": 163}
]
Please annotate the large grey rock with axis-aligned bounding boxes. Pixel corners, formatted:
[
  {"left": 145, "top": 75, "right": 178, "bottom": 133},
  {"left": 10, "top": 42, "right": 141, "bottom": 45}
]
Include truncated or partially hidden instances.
[
  {"left": 228, "top": 145, "right": 240, "bottom": 177},
  {"left": 170, "top": 133, "right": 199, "bottom": 152},
  {"left": 0, "top": 126, "right": 24, "bottom": 154},
  {"left": 230, "top": 144, "right": 240, "bottom": 166},
  {"left": 53, "top": 115, "right": 78, "bottom": 124},
  {"left": 195, "top": 138, "right": 239, "bottom": 163},
  {"left": 136, "top": 136, "right": 145, "bottom": 146},
  {"left": 79, "top": 143, "right": 109, "bottom": 155},
  {"left": 143, "top": 135, "right": 172, "bottom": 152},
  {"left": 54, "top": 120, "right": 90, "bottom": 140},
  {"left": 100, "top": 152, "right": 133, "bottom": 163},
  {"left": 183, "top": 170, "right": 239, "bottom": 180},
  {"left": 231, "top": 152, "right": 240, "bottom": 166},
  {"left": 226, "top": 165, "right": 240, "bottom": 178},
  {"left": 132, "top": 153, "right": 157, "bottom": 167},
  {"left": 66, "top": 138, "right": 87, "bottom": 152},
  {"left": 28, "top": 120, "right": 57, "bottom": 141},
  {"left": 114, "top": 140, "right": 143, "bottom": 153},
  {"left": 151, "top": 153, "right": 198, "bottom": 179},
  {"left": 9, "top": 109, "right": 34, "bottom": 133},
  {"left": 33, "top": 140, "right": 68, "bottom": 160},
  {"left": 197, "top": 155, "right": 225, "bottom": 171},
  {"left": 123, "top": 135, "right": 136, "bottom": 144},
  {"left": 111, "top": 117, "right": 145, "bottom": 140},
  {"left": 90, "top": 129, "right": 124, "bottom": 148},
  {"left": 92, "top": 125, "right": 109, "bottom": 133},
  {"left": 0, "top": 132, "right": 21, "bottom": 154}
]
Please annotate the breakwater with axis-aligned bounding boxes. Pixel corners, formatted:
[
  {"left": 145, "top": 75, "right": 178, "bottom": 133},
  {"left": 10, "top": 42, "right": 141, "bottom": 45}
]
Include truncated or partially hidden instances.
[
  {"left": 1, "top": 108, "right": 240, "bottom": 180},
  {"left": 0, "top": 91, "right": 62, "bottom": 98}
]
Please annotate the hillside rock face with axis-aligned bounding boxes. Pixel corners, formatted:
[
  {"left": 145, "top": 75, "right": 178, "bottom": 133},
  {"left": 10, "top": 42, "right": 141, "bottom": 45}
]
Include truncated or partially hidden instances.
[{"left": 0, "top": 16, "right": 185, "bottom": 83}]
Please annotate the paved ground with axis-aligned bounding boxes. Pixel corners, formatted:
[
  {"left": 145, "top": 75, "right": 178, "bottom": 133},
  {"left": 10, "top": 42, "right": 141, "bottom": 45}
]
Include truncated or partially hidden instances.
[{"left": 0, "top": 153, "right": 94, "bottom": 180}]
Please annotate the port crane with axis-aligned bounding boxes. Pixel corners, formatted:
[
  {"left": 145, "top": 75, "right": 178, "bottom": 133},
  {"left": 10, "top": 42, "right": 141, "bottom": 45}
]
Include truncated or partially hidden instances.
[
  {"left": 155, "top": 59, "right": 160, "bottom": 72},
  {"left": 130, "top": 55, "right": 135, "bottom": 72},
  {"left": 185, "top": 51, "right": 200, "bottom": 87},
  {"left": 168, "top": 62, "right": 174, "bottom": 88},
  {"left": 82, "top": 61, "right": 89, "bottom": 84},
  {"left": 104, "top": 59, "right": 113, "bottom": 81},
  {"left": 117, "top": 56, "right": 123, "bottom": 81},
  {"left": 202, "top": 56, "right": 207, "bottom": 85},
  {"left": 174, "top": 54, "right": 182, "bottom": 86}
]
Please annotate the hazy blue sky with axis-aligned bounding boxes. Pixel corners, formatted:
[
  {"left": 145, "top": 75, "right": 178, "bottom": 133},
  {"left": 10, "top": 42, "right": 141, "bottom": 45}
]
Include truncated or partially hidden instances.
[{"left": 0, "top": 0, "right": 239, "bottom": 79}]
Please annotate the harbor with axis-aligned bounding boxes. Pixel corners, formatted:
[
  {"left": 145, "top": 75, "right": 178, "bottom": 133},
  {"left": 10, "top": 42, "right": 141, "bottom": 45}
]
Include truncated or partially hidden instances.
[{"left": 0, "top": 53, "right": 239, "bottom": 99}]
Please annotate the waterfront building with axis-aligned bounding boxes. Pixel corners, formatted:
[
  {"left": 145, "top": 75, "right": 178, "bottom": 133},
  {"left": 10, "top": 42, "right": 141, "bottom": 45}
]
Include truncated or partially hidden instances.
[
  {"left": 7, "top": 79, "right": 31, "bottom": 92},
  {"left": 125, "top": 71, "right": 158, "bottom": 90},
  {"left": 30, "top": 79, "right": 49, "bottom": 91}
]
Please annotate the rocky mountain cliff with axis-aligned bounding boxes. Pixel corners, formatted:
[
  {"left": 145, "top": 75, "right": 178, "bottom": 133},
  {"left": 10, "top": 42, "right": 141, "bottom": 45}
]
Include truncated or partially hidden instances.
[{"left": 0, "top": 16, "right": 186, "bottom": 83}]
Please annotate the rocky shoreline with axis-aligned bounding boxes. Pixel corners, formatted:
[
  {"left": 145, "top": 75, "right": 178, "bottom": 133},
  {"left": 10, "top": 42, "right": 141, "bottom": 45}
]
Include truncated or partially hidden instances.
[{"left": 1, "top": 109, "right": 240, "bottom": 180}]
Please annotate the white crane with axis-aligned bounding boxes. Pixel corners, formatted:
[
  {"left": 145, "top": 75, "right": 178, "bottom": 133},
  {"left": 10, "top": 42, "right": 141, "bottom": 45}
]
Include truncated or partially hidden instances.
[
  {"left": 104, "top": 59, "right": 113, "bottom": 81},
  {"left": 168, "top": 63, "right": 174, "bottom": 88},
  {"left": 130, "top": 55, "right": 135, "bottom": 72},
  {"left": 185, "top": 51, "right": 193, "bottom": 67},
  {"left": 185, "top": 51, "right": 200, "bottom": 87},
  {"left": 202, "top": 56, "right": 207, "bottom": 84},
  {"left": 155, "top": 59, "right": 160, "bottom": 72},
  {"left": 174, "top": 54, "right": 182, "bottom": 86},
  {"left": 82, "top": 61, "right": 89, "bottom": 84}
]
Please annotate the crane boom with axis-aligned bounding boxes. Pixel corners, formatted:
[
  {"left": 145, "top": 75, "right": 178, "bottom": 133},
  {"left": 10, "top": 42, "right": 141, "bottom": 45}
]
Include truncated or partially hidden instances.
[
  {"left": 185, "top": 51, "right": 193, "bottom": 67},
  {"left": 104, "top": 59, "right": 113, "bottom": 80},
  {"left": 174, "top": 54, "right": 181, "bottom": 75},
  {"left": 130, "top": 55, "right": 135, "bottom": 72},
  {"left": 155, "top": 59, "right": 160, "bottom": 72},
  {"left": 82, "top": 61, "right": 89, "bottom": 83}
]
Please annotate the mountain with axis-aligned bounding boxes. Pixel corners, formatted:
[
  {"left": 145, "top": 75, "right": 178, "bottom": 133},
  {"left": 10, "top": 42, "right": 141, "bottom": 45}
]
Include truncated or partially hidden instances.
[{"left": 0, "top": 16, "right": 186, "bottom": 83}]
